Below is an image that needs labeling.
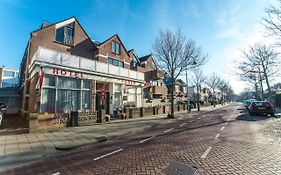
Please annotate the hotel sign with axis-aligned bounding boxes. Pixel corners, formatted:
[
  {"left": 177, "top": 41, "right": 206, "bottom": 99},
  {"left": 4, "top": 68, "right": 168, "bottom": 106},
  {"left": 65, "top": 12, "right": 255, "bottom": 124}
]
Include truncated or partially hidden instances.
[
  {"left": 52, "top": 68, "right": 83, "bottom": 78},
  {"left": 44, "top": 68, "right": 142, "bottom": 85},
  {"left": 121, "top": 80, "right": 136, "bottom": 85}
]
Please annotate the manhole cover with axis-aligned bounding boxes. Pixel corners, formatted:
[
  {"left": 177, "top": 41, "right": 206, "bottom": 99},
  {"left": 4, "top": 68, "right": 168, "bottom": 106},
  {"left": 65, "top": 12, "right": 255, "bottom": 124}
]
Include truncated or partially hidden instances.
[{"left": 164, "top": 160, "right": 197, "bottom": 175}]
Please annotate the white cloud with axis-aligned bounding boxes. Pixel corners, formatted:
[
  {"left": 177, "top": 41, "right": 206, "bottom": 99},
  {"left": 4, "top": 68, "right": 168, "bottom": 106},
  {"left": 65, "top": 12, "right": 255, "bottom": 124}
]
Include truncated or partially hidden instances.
[
  {"left": 214, "top": 3, "right": 243, "bottom": 39},
  {"left": 215, "top": 28, "right": 242, "bottom": 39}
]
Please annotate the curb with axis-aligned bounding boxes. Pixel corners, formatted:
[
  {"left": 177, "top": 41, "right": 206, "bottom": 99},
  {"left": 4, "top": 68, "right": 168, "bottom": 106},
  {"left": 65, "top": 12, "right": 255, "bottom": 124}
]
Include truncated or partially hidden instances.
[{"left": 55, "top": 136, "right": 107, "bottom": 151}]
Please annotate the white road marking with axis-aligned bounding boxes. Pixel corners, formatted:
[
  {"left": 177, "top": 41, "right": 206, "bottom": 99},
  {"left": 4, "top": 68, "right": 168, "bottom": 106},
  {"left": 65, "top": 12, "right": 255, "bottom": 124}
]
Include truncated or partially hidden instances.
[
  {"left": 140, "top": 136, "right": 155, "bottom": 143},
  {"left": 189, "top": 120, "right": 194, "bottom": 122},
  {"left": 220, "top": 126, "right": 225, "bottom": 131},
  {"left": 214, "top": 133, "right": 220, "bottom": 140},
  {"left": 198, "top": 118, "right": 201, "bottom": 120},
  {"left": 201, "top": 146, "right": 212, "bottom": 158},
  {"left": 180, "top": 123, "right": 186, "bottom": 127},
  {"left": 93, "top": 148, "right": 123, "bottom": 161},
  {"left": 227, "top": 119, "right": 230, "bottom": 122},
  {"left": 52, "top": 173, "right": 60, "bottom": 175},
  {"left": 164, "top": 128, "right": 174, "bottom": 133}
]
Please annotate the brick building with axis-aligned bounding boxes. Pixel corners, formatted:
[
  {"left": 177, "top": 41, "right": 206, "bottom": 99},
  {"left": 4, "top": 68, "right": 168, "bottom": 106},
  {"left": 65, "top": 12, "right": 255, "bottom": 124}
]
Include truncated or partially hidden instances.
[
  {"left": 19, "top": 17, "right": 144, "bottom": 116},
  {"left": 136, "top": 54, "right": 168, "bottom": 107}
]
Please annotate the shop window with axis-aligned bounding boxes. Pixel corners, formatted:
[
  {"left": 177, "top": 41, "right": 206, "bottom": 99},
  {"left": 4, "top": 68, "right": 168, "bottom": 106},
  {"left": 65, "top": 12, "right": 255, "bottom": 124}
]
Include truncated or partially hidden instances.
[
  {"left": 41, "top": 89, "right": 56, "bottom": 113},
  {"left": 57, "top": 89, "right": 80, "bottom": 112},
  {"left": 57, "top": 77, "right": 80, "bottom": 89},
  {"left": 114, "top": 84, "right": 121, "bottom": 92},
  {"left": 44, "top": 76, "right": 56, "bottom": 86},
  {"left": 112, "top": 41, "right": 120, "bottom": 55},
  {"left": 40, "top": 77, "right": 94, "bottom": 113},
  {"left": 83, "top": 80, "right": 91, "bottom": 89},
  {"left": 82, "top": 91, "right": 90, "bottom": 110},
  {"left": 55, "top": 22, "right": 74, "bottom": 45}
]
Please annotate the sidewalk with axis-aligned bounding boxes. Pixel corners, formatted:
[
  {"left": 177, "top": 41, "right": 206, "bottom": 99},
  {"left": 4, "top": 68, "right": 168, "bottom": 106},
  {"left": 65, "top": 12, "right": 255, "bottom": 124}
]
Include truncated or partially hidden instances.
[{"left": 0, "top": 104, "right": 225, "bottom": 171}]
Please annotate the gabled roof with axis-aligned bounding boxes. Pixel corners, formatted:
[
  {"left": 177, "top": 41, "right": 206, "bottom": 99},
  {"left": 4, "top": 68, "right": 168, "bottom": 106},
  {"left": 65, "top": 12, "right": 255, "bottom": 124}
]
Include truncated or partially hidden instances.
[
  {"left": 99, "top": 34, "right": 130, "bottom": 58},
  {"left": 128, "top": 49, "right": 141, "bottom": 63},
  {"left": 31, "top": 16, "right": 97, "bottom": 47},
  {"left": 139, "top": 54, "right": 152, "bottom": 63},
  {"left": 40, "top": 21, "right": 52, "bottom": 29},
  {"left": 176, "top": 79, "right": 187, "bottom": 86},
  {"left": 32, "top": 16, "right": 75, "bottom": 33},
  {"left": 164, "top": 77, "right": 187, "bottom": 86}
]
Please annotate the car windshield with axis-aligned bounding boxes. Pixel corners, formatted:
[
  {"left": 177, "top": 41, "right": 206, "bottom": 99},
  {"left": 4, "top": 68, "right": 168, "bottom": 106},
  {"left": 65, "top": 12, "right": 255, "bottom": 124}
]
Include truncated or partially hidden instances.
[{"left": 252, "top": 102, "right": 269, "bottom": 107}]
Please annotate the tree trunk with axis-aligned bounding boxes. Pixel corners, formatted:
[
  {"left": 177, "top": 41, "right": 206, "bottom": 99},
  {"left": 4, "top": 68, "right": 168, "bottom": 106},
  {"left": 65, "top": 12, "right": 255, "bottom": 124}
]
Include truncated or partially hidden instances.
[
  {"left": 197, "top": 85, "right": 200, "bottom": 111},
  {"left": 262, "top": 64, "right": 272, "bottom": 102},
  {"left": 258, "top": 68, "right": 264, "bottom": 100},
  {"left": 254, "top": 81, "right": 259, "bottom": 100},
  {"left": 213, "top": 89, "right": 216, "bottom": 107},
  {"left": 264, "top": 73, "right": 272, "bottom": 102},
  {"left": 169, "top": 74, "right": 175, "bottom": 118}
]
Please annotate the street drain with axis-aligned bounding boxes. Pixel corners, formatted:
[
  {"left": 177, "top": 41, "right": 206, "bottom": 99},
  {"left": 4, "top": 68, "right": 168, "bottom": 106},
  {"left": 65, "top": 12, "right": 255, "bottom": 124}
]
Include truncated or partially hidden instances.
[{"left": 164, "top": 160, "right": 197, "bottom": 175}]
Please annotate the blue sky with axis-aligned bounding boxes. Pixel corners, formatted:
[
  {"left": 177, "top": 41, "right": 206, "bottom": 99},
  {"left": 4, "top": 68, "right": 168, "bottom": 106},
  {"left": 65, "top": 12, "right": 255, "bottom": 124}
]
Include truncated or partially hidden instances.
[{"left": 0, "top": 0, "right": 276, "bottom": 93}]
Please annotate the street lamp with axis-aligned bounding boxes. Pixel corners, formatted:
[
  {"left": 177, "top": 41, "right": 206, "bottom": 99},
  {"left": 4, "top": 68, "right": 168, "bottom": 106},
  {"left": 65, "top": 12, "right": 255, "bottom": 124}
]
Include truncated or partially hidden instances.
[{"left": 185, "top": 60, "right": 197, "bottom": 114}]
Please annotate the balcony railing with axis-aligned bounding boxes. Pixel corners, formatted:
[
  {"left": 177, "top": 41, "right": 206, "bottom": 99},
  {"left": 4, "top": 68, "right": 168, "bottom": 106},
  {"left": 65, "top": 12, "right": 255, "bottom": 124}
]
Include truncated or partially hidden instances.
[
  {"left": 152, "top": 86, "right": 167, "bottom": 95},
  {"left": 144, "top": 69, "right": 165, "bottom": 81},
  {"left": 31, "top": 47, "right": 144, "bottom": 81}
]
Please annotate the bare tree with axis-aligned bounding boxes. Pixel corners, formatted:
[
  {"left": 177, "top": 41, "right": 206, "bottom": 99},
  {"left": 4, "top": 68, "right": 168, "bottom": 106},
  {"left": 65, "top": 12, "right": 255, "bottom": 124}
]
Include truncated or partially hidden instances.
[
  {"left": 263, "top": 1, "right": 281, "bottom": 44},
  {"left": 190, "top": 68, "right": 206, "bottom": 111},
  {"left": 206, "top": 73, "right": 220, "bottom": 107},
  {"left": 218, "top": 79, "right": 228, "bottom": 104},
  {"left": 153, "top": 29, "right": 206, "bottom": 118},
  {"left": 183, "top": 43, "right": 208, "bottom": 112},
  {"left": 237, "top": 43, "right": 280, "bottom": 101},
  {"left": 237, "top": 64, "right": 263, "bottom": 100}
]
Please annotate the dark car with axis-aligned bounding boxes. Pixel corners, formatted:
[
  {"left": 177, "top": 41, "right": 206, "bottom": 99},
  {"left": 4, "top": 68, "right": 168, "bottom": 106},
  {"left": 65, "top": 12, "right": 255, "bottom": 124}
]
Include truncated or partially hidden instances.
[
  {"left": 245, "top": 99, "right": 257, "bottom": 110},
  {"left": 248, "top": 101, "right": 274, "bottom": 116}
]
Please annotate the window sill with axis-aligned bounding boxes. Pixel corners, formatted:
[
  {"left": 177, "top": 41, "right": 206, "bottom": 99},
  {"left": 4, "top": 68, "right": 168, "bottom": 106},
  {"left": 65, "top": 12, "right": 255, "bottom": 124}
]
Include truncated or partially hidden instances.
[
  {"left": 111, "top": 51, "right": 121, "bottom": 55},
  {"left": 53, "top": 40, "right": 74, "bottom": 47}
]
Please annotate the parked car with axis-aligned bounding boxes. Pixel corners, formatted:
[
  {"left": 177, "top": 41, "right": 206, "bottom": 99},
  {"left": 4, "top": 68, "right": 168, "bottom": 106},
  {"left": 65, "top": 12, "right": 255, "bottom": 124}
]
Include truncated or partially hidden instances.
[
  {"left": 244, "top": 99, "right": 257, "bottom": 110},
  {"left": 248, "top": 101, "right": 274, "bottom": 116}
]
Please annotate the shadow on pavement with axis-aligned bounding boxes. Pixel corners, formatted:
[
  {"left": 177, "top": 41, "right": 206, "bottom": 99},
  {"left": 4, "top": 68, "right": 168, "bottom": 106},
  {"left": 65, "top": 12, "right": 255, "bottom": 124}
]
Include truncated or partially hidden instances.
[{"left": 236, "top": 112, "right": 272, "bottom": 121}]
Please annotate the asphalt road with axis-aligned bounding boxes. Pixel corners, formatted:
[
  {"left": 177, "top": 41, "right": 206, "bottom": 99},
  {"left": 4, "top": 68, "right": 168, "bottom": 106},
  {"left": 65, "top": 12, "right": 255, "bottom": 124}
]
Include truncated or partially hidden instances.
[{"left": 4, "top": 103, "right": 281, "bottom": 175}]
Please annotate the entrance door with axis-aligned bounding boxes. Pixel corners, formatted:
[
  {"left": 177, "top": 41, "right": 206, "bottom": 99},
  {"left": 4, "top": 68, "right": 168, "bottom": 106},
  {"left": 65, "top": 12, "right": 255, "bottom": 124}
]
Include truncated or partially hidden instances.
[{"left": 95, "top": 92, "right": 110, "bottom": 114}]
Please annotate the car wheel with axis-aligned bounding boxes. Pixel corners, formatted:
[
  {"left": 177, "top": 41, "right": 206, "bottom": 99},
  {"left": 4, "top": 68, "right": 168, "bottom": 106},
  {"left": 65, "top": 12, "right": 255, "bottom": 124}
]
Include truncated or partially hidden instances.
[{"left": 270, "top": 113, "right": 275, "bottom": 117}]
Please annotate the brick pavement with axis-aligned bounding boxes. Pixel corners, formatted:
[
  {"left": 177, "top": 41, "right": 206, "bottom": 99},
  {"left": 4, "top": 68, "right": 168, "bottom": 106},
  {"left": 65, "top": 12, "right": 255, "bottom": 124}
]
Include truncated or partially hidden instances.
[
  {"left": 0, "top": 105, "right": 223, "bottom": 172},
  {"left": 3, "top": 103, "right": 281, "bottom": 174}
]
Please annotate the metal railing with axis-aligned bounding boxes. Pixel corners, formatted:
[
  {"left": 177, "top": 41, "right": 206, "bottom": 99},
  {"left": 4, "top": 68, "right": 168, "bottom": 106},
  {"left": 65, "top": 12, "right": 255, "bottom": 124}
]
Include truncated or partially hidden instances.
[{"left": 31, "top": 47, "right": 144, "bottom": 81}]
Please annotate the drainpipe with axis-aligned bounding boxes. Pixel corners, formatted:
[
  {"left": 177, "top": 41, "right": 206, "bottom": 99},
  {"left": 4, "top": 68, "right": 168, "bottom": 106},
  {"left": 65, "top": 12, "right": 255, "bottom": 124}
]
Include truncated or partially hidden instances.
[{"left": 22, "top": 36, "right": 32, "bottom": 117}]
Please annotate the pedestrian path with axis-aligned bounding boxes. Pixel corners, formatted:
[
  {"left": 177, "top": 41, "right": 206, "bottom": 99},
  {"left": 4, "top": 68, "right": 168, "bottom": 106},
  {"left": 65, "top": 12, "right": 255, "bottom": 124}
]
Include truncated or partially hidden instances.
[{"left": 0, "top": 104, "right": 226, "bottom": 171}]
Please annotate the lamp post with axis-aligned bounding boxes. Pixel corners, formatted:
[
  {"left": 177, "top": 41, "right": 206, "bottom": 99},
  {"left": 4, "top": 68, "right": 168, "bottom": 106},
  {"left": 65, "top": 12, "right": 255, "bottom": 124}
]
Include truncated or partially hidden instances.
[{"left": 185, "top": 69, "right": 191, "bottom": 113}]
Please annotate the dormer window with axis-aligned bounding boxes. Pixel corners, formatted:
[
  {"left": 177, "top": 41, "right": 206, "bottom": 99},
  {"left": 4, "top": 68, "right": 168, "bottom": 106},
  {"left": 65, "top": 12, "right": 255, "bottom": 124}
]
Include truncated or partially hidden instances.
[
  {"left": 55, "top": 22, "right": 74, "bottom": 46},
  {"left": 112, "top": 41, "right": 121, "bottom": 55}
]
